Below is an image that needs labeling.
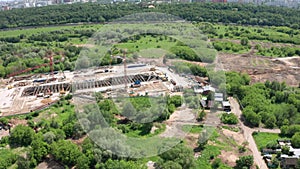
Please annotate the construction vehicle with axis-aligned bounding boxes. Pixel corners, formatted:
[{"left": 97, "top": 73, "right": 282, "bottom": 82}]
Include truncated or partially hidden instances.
[
  {"left": 43, "top": 95, "right": 50, "bottom": 98},
  {"left": 170, "top": 79, "right": 176, "bottom": 85},
  {"left": 59, "top": 88, "right": 66, "bottom": 95},
  {"left": 161, "top": 76, "right": 168, "bottom": 81},
  {"left": 168, "top": 67, "right": 174, "bottom": 73},
  {"left": 37, "top": 93, "right": 44, "bottom": 97},
  {"left": 131, "top": 80, "right": 141, "bottom": 88},
  {"left": 150, "top": 67, "right": 156, "bottom": 71},
  {"left": 129, "top": 90, "right": 136, "bottom": 97}
]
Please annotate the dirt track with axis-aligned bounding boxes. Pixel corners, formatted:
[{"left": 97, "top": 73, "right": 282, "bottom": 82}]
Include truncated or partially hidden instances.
[{"left": 229, "top": 97, "right": 268, "bottom": 169}]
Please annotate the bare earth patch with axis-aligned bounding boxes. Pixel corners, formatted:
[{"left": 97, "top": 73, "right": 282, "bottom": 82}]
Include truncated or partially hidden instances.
[
  {"left": 218, "top": 53, "right": 300, "bottom": 87},
  {"left": 219, "top": 128, "right": 254, "bottom": 167},
  {"left": 9, "top": 119, "right": 27, "bottom": 127},
  {"left": 222, "top": 128, "right": 245, "bottom": 145},
  {"left": 219, "top": 150, "right": 238, "bottom": 167},
  {"left": 185, "top": 133, "right": 199, "bottom": 149}
]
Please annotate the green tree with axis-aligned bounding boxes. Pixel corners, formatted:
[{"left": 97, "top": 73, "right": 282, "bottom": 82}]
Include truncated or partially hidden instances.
[
  {"left": 296, "top": 159, "right": 300, "bottom": 169},
  {"left": 62, "top": 123, "right": 74, "bottom": 138},
  {"left": 266, "top": 140, "right": 279, "bottom": 150},
  {"left": 76, "top": 155, "right": 90, "bottom": 169},
  {"left": 103, "top": 159, "right": 144, "bottom": 169},
  {"left": 264, "top": 114, "right": 276, "bottom": 129},
  {"left": 9, "top": 125, "right": 35, "bottom": 147},
  {"left": 0, "top": 149, "right": 17, "bottom": 169},
  {"left": 197, "top": 109, "right": 206, "bottom": 121},
  {"left": 50, "top": 140, "right": 81, "bottom": 166},
  {"left": 168, "top": 95, "right": 182, "bottom": 107},
  {"left": 240, "top": 37, "right": 249, "bottom": 46},
  {"left": 122, "top": 102, "right": 137, "bottom": 121},
  {"left": 212, "top": 158, "right": 221, "bottom": 169},
  {"left": 198, "top": 129, "right": 210, "bottom": 150},
  {"left": 243, "top": 107, "right": 261, "bottom": 127},
  {"left": 281, "top": 145, "right": 290, "bottom": 155},
  {"left": 0, "top": 118, "right": 8, "bottom": 125},
  {"left": 221, "top": 113, "right": 238, "bottom": 124},
  {"left": 159, "top": 143, "right": 195, "bottom": 169},
  {"left": 16, "top": 156, "right": 30, "bottom": 169},
  {"left": 30, "top": 134, "right": 48, "bottom": 162},
  {"left": 160, "top": 161, "right": 182, "bottom": 169},
  {"left": 292, "top": 132, "right": 300, "bottom": 148},
  {"left": 235, "top": 155, "right": 253, "bottom": 169},
  {"left": 43, "top": 131, "right": 58, "bottom": 143},
  {"left": 0, "top": 65, "right": 6, "bottom": 77}
]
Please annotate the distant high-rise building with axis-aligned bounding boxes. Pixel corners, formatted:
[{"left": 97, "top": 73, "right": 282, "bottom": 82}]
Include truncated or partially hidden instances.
[
  {"left": 212, "top": 0, "right": 227, "bottom": 2},
  {"left": 1, "top": 5, "right": 10, "bottom": 10}
]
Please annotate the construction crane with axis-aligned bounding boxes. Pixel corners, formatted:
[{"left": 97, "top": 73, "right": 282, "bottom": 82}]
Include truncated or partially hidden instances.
[
  {"left": 7, "top": 52, "right": 54, "bottom": 78},
  {"left": 7, "top": 62, "right": 50, "bottom": 78},
  {"left": 123, "top": 49, "right": 127, "bottom": 91},
  {"left": 109, "top": 48, "right": 128, "bottom": 92},
  {"left": 7, "top": 51, "right": 64, "bottom": 78}
]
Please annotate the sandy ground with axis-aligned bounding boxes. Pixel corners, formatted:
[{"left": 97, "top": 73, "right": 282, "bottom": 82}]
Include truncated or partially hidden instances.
[{"left": 222, "top": 128, "right": 245, "bottom": 145}]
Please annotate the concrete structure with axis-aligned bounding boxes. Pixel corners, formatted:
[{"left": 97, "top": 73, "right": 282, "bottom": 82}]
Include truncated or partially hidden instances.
[{"left": 0, "top": 64, "right": 191, "bottom": 117}]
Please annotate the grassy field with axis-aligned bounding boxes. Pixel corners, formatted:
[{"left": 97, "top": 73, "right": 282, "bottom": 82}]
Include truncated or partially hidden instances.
[
  {"left": 195, "top": 128, "right": 232, "bottom": 169},
  {"left": 253, "top": 132, "right": 286, "bottom": 151},
  {"left": 115, "top": 35, "right": 177, "bottom": 57},
  {"left": 182, "top": 125, "right": 203, "bottom": 133},
  {"left": 222, "top": 126, "right": 240, "bottom": 132},
  {"left": 33, "top": 100, "right": 74, "bottom": 126},
  {"left": 124, "top": 123, "right": 166, "bottom": 138}
]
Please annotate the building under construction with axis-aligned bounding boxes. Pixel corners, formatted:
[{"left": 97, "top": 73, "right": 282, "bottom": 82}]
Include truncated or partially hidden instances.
[{"left": 0, "top": 64, "right": 190, "bottom": 117}]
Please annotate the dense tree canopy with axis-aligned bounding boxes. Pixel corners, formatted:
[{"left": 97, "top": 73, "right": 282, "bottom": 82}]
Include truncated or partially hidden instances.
[
  {"left": 0, "top": 3, "right": 299, "bottom": 29},
  {"left": 226, "top": 72, "right": 300, "bottom": 129},
  {"left": 9, "top": 125, "right": 35, "bottom": 147},
  {"left": 158, "top": 143, "right": 196, "bottom": 169},
  {"left": 50, "top": 140, "right": 82, "bottom": 166},
  {"left": 235, "top": 155, "right": 254, "bottom": 169}
]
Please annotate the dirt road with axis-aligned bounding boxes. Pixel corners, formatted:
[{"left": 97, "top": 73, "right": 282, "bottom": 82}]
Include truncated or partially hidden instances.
[
  {"left": 160, "top": 104, "right": 196, "bottom": 138},
  {"left": 228, "top": 97, "right": 268, "bottom": 169}
]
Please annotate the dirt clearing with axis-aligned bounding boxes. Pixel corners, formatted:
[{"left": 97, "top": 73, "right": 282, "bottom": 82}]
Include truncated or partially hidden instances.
[{"left": 218, "top": 54, "right": 300, "bottom": 86}]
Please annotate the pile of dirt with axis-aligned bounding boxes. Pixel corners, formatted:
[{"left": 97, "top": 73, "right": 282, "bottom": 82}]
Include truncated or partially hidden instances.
[{"left": 41, "top": 98, "right": 53, "bottom": 104}]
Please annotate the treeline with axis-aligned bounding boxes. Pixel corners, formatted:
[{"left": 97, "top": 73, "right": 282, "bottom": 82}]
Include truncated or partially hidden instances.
[
  {"left": 256, "top": 45, "right": 300, "bottom": 57},
  {"left": 226, "top": 72, "right": 300, "bottom": 129},
  {"left": 198, "top": 23, "right": 300, "bottom": 45},
  {"left": 0, "top": 3, "right": 300, "bottom": 29},
  {"left": 213, "top": 39, "right": 250, "bottom": 53}
]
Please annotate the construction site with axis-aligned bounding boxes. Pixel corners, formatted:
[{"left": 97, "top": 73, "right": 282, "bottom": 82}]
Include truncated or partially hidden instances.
[{"left": 0, "top": 55, "right": 193, "bottom": 117}]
